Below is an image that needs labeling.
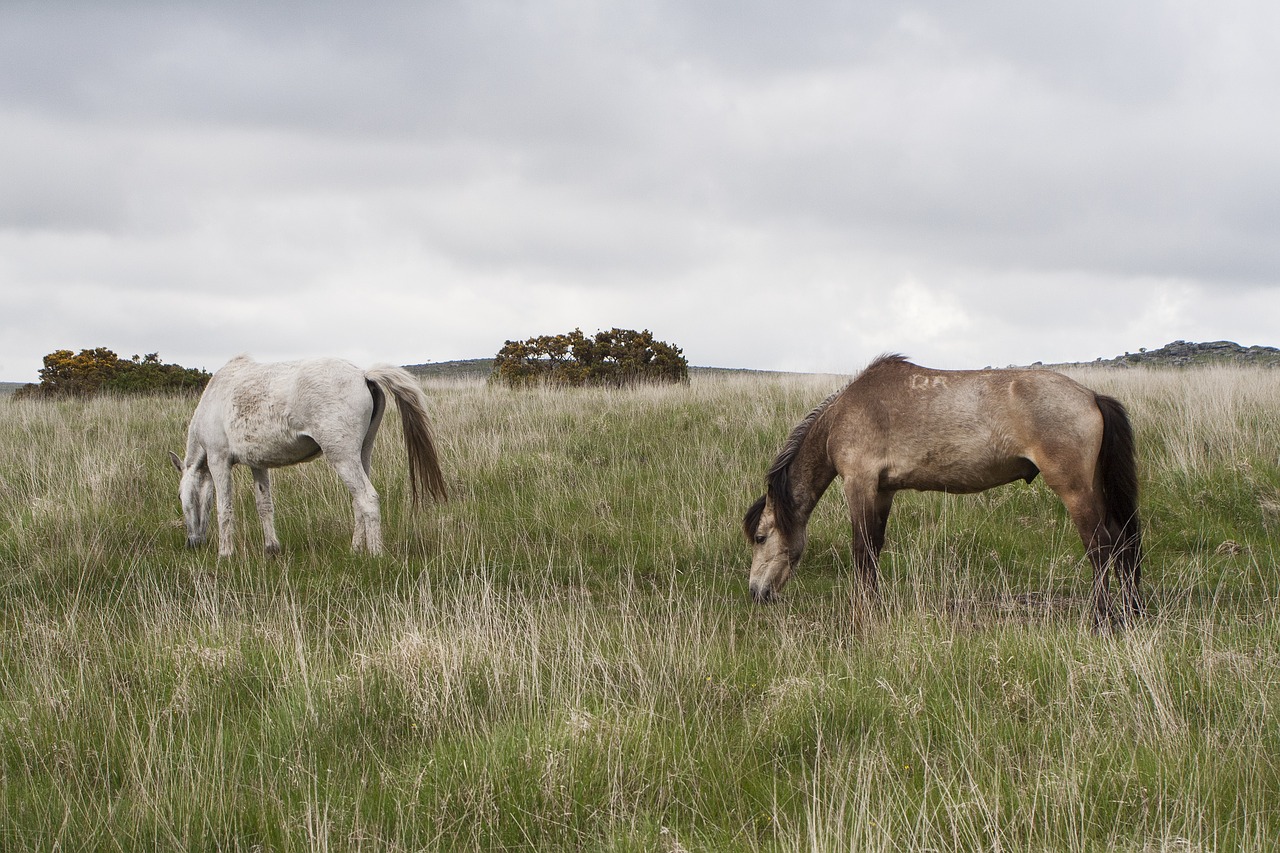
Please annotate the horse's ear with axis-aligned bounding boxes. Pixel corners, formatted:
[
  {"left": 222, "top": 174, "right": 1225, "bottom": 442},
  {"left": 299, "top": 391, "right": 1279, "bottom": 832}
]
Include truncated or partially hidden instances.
[{"left": 169, "top": 451, "right": 184, "bottom": 474}]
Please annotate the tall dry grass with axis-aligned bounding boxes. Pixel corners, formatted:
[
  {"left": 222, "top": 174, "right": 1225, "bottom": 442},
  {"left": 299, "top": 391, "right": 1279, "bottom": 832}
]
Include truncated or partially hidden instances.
[{"left": 0, "top": 366, "right": 1277, "bottom": 850}]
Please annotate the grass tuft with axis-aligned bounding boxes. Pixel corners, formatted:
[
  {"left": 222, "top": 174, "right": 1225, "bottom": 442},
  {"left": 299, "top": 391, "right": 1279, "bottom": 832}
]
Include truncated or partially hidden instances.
[{"left": 1, "top": 369, "right": 1278, "bottom": 849}]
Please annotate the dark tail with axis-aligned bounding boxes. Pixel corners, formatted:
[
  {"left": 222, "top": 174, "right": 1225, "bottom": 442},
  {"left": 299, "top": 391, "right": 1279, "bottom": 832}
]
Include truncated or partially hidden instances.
[
  {"left": 1096, "top": 394, "right": 1143, "bottom": 610},
  {"left": 366, "top": 366, "right": 448, "bottom": 505}
]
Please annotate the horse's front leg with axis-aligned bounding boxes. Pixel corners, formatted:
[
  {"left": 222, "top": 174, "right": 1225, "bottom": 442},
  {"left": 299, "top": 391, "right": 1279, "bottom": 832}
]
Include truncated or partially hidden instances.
[
  {"left": 846, "top": 483, "right": 893, "bottom": 602},
  {"left": 251, "top": 467, "right": 281, "bottom": 556},
  {"left": 209, "top": 456, "right": 236, "bottom": 558}
]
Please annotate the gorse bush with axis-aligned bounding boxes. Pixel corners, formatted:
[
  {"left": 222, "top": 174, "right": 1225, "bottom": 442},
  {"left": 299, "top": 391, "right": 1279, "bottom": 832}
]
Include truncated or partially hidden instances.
[
  {"left": 493, "top": 327, "right": 689, "bottom": 387},
  {"left": 14, "top": 348, "right": 210, "bottom": 398}
]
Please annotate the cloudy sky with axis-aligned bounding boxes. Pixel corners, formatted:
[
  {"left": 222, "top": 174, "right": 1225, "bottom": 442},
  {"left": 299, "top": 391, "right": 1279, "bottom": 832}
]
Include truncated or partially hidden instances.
[{"left": 3, "top": 1, "right": 1279, "bottom": 381}]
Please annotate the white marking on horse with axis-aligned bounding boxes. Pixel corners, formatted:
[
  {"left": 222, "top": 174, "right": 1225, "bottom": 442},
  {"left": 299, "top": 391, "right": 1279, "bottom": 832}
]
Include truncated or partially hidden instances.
[{"left": 909, "top": 374, "right": 947, "bottom": 390}]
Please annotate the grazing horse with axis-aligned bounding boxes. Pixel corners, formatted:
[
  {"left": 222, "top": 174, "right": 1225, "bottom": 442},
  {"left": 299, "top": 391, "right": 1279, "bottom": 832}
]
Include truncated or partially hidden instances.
[
  {"left": 743, "top": 355, "right": 1143, "bottom": 627},
  {"left": 169, "top": 355, "right": 447, "bottom": 556}
]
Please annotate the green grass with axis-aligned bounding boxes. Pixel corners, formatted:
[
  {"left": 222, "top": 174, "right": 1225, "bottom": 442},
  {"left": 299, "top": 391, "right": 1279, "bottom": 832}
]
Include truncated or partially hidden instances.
[{"left": 1, "top": 368, "right": 1279, "bottom": 850}]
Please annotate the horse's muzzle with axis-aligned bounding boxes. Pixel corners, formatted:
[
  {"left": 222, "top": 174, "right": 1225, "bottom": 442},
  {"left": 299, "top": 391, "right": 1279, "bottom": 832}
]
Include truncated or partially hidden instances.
[{"left": 750, "top": 583, "right": 777, "bottom": 604}]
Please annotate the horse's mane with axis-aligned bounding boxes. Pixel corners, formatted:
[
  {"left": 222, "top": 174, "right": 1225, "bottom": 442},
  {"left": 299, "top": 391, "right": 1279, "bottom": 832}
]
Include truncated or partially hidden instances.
[
  {"left": 743, "top": 354, "right": 909, "bottom": 541},
  {"left": 743, "top": 386, "right": 844, "bottom": 541},
  {"left": 867, "top": 352, "right": 909, "bottom": 370}
]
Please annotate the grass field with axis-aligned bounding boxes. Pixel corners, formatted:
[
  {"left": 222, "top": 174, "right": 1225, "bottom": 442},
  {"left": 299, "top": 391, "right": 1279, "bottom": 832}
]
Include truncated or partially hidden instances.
[{"left": 1, "top": 366, "right": 1278, "bottom": 851}]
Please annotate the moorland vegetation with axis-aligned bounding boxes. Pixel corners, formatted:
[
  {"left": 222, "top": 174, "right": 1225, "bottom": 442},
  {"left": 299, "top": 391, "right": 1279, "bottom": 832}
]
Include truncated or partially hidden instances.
[
  {"left": 12, "top": 348, "right": 210, "bottom": 399},
  {"left": 1, "top": 365, "right": 1278, "bottom": 850},
  {"left": 492, "top": 327, "right": 688, "bottom": 387}
]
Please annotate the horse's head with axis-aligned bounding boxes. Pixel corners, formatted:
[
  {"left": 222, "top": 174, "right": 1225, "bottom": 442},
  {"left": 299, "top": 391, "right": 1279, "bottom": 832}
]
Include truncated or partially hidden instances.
[
  {"left": 743, "top": 494, "right": 808, "bottom": 603},
  {"left": 169, "top": 451, "right": 213, "bottom": 548}
]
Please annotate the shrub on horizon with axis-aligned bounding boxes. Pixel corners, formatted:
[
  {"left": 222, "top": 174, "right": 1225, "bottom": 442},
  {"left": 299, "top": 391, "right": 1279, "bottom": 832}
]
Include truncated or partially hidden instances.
[
  {"left": 13, "top": 348, "right": 211, "bottom": 399},
  {"left": 492, "top": 328, "right": 689, "bottom": 388}
]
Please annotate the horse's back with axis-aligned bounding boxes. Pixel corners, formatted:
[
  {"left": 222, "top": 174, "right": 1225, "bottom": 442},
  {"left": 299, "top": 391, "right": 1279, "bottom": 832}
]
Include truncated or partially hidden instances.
[
  {"left": 850, "top": 358, "right": 1097, "bottom": 431},
  {"left": 831, "top": 359, "right": 1101, "bottom": 492},
  {"left": 193, "top": 356, "right": 375, "bottom": 467},
  {"left": 206, "top": 356, "right": 368, "bottom": 407}
]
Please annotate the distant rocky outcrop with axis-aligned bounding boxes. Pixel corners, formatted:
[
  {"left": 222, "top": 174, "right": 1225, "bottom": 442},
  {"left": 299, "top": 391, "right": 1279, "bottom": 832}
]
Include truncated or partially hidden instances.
[
  {"left": 1044, "top": 340, "right": 1280, "bottom": 369},
  {"left": 1029, "top": 338, "right": 1280, "bottom": 368},
  {"left": 1102, "top": 340, "right": 1280, "bottom": 368},
  {"left": 403, "top": 358, "right": 495, "bottom": 380}
]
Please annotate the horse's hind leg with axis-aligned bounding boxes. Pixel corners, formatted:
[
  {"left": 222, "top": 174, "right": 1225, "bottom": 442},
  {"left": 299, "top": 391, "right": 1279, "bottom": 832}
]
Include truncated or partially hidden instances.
[
  {"left": 1111, "top": 518, "right": 1145, "bottom": 621},
  {"left": 330, "top": 455, "right": 382, "bottom": 554},
  {"left": 1055, "top": 485, "right": 1116, "bottom": 630},
  {"left": 251, "top": 467, "right": 281, "bottom": 556}
]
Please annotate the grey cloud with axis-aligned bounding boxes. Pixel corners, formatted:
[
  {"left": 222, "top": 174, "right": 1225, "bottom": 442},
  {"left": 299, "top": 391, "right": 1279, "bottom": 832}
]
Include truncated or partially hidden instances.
[{"left": 3, "top": 1, "right": 1279, "bottom": 380}]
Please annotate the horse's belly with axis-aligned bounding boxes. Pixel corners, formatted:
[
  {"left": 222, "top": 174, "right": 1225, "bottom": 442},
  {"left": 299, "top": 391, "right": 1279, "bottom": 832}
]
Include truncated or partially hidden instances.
[
  {"left": 235, "top": 433, "right": 323, "bottom": 468},
  {"left": 882, "top": 455, "right": 1038, "bottom": 494}
]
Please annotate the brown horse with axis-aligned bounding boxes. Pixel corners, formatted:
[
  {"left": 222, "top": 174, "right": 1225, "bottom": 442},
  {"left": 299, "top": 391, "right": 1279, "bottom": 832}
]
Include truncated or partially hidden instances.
[{"left": 743, "top": 355, "right": 1143, "bottom": 626}]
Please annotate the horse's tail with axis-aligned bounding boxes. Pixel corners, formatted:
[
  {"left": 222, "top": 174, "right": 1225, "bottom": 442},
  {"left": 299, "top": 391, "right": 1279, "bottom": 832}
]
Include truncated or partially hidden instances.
[
  {"left": 1096, "top": 394, "right": 1142, "bottom": 590},
  {"left": 364, "top": 366, "right": 448, "bottom": 505}
]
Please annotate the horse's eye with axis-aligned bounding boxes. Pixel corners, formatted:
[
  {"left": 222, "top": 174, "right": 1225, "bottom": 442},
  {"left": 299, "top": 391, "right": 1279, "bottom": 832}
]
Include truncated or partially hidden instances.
[{"left": 754, "top": 534, "right": 768, "bottom": 545}]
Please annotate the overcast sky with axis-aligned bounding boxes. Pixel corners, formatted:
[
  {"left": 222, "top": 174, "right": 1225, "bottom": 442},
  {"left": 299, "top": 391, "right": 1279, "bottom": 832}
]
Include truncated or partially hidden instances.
[{"left": 3, "top": 1, "right": 1279, "bottom": 381}]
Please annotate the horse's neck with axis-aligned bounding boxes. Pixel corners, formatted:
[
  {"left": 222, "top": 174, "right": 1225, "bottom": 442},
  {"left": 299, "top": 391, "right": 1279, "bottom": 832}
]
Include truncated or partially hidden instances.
[{"left": 789, "top": 416, "right": 838, "bottom": 520}]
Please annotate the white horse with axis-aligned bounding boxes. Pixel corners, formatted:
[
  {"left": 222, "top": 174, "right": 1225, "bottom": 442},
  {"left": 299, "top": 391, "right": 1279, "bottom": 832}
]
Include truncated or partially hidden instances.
[{"left": 169, "top": 355, "right": 447, "bottom": 556}]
